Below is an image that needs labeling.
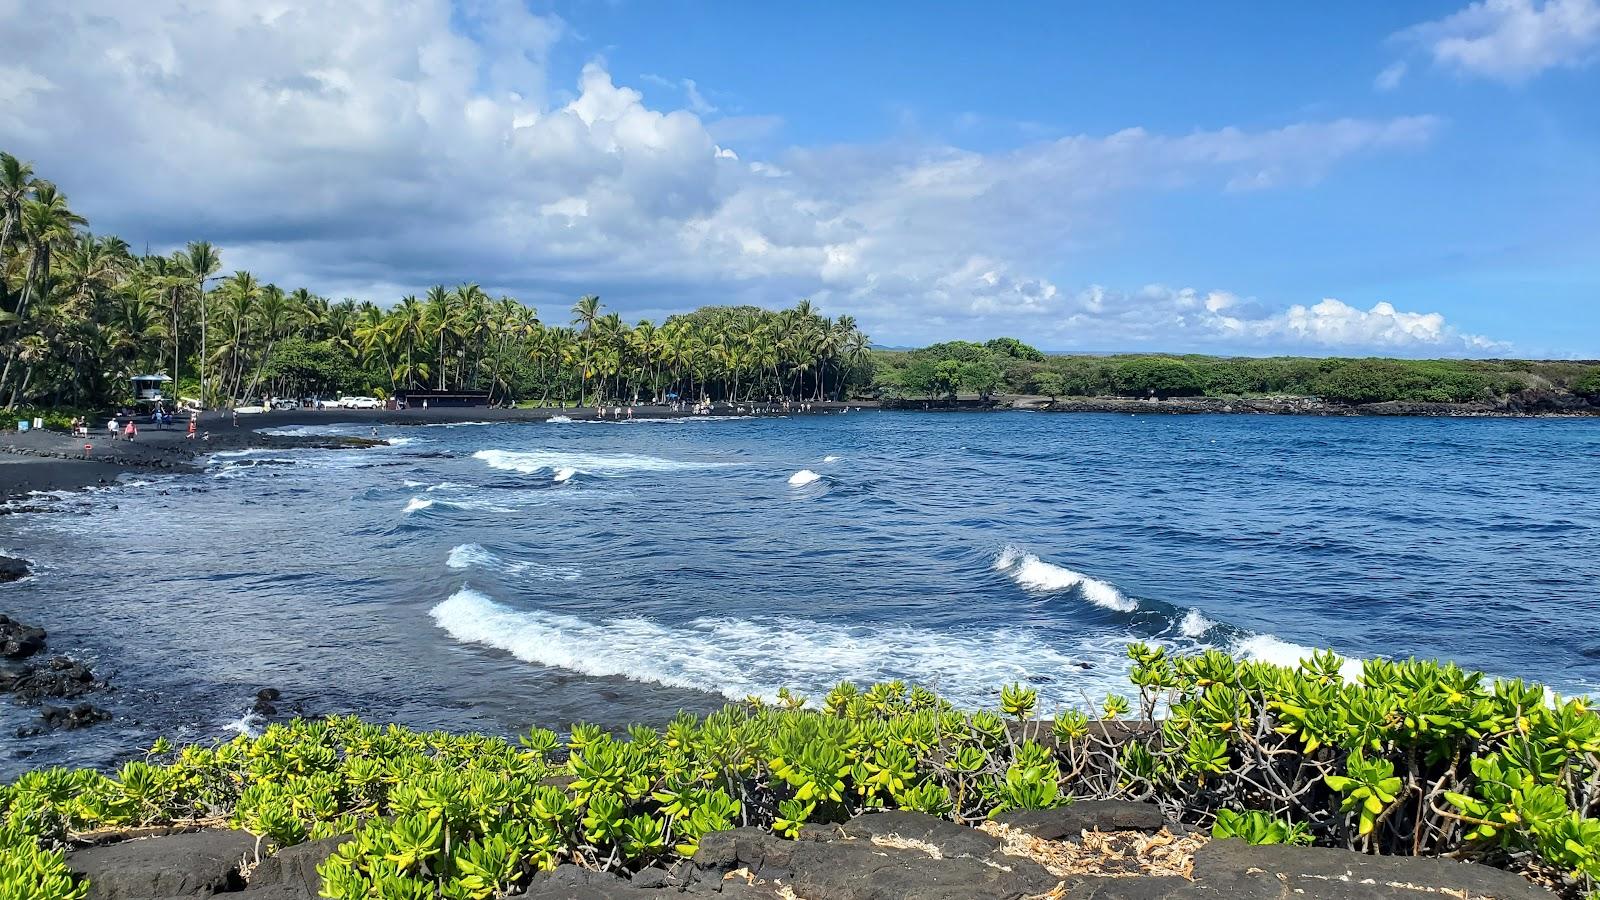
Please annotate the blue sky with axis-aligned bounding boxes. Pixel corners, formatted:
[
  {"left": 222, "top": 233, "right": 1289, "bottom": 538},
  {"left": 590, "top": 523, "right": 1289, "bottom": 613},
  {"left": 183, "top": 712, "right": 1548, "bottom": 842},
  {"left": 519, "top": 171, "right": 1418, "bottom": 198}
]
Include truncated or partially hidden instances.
[{"left": 3, "top": 0, "right": 1597, "bottom": 355}]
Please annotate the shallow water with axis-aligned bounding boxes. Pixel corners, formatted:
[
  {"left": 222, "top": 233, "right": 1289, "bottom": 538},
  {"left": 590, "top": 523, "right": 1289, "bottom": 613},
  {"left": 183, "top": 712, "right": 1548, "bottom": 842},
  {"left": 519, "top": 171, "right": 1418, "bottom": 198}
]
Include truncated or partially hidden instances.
[{"left": 3, "top": 411, "right": 1598, "bottom": 778}]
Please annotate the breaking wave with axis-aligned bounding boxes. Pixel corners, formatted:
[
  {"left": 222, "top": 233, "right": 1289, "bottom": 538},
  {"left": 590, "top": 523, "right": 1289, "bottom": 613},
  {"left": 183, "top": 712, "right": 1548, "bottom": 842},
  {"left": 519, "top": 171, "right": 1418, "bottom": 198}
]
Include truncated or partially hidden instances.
[
  {"left": 788, "top": 469, "right": 822, "bottom": 487},
  {"left": 445, "top": 544, "right": 582, "bottom": 581},
  {"left": 473, "top": 449, "right": 730, "bottom": 477},
  {"left": 993, "top": 545, "right": 1137, "bottom": 613},
  {"left": 431, "top": 587, "right": 1142, "bottom": 708}
]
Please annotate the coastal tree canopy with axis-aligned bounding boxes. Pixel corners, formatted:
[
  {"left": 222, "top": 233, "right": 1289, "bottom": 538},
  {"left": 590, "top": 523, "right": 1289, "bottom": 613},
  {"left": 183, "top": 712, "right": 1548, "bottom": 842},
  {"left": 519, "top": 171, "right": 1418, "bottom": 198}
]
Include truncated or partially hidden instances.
[{"left": 0, "top": 152, "right": 872, "bottom": 411}]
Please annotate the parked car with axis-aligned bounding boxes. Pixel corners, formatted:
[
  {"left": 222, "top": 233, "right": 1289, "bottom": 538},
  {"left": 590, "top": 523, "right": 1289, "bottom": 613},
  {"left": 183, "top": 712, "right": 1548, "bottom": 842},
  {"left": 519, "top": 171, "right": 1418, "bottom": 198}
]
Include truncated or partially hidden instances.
[
  {"left": 270, "top": 398, "right": 299, "bottom": 410},
  {"left": 336, "top": 396, "right": 382, "bottom": 409}
]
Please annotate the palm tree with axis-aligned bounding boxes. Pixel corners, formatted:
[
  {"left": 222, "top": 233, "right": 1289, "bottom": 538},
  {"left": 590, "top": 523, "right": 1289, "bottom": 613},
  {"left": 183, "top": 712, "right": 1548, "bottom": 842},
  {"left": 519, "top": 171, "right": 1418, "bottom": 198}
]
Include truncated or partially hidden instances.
[
  {"left": 184, "top": 241, "right": 221, "bottom": 406},
  {"left": 3, "top": 183, "right": 84, "bottom": 407},
  {"left": 570, "top": 295, "right": 601, "bottom": 405},
  {"left": 391, "top": 295, "right": 426, "bottom": 390},
  {"left": 0, "top": 153, "right": 35, "bottom": 290},
  {"left": 424, "top": 285, "right": 456, "bottom": 390}
]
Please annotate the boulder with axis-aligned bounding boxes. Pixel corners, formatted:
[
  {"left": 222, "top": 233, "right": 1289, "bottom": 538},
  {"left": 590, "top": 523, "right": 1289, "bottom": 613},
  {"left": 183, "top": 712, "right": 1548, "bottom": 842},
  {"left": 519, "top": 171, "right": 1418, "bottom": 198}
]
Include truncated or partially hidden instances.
[
  {"left": 0, "top": 612, "right": 46, "bottom": 658},
  {"left": 7, "top": 655, "right": 101, "bottom": 702},
  {"left": 66, "top": 829, "right": 258, "bottom": 900},
  {"left": 995, "top": 801, "right": 1166, "bottom": 839},
  {"left": 841, "top": 809, "right": 1001, "bottom": 858},
  {"left": 693, "top": 820, "right": 1057, "bottom": 900},
  {"left": 242, "top": 835, "right": 349, "bottom": 898},
  {"left": 0, "top": 556, "right": 31, "bottom": 582},
  {"left": 1184, "top": 840, "right": 1554, "bottom": 900}
]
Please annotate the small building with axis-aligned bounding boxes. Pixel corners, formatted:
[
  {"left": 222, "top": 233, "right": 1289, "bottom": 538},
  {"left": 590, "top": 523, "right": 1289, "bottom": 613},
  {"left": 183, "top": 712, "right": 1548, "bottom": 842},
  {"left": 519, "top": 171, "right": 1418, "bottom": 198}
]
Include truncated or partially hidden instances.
[
  {"left": 130, "top": 374, "right": 172, "bottom": 407},
  {"left": 395, "top": 389, "right": 490, "bottom": 409}
]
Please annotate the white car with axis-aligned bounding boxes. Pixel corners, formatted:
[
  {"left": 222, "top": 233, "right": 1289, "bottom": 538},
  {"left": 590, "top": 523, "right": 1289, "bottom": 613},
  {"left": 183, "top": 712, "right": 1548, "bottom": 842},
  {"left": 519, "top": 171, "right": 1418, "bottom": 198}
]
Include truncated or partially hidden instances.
[{"left": 336, "top": 396, "right": 383, "bottom": 409}]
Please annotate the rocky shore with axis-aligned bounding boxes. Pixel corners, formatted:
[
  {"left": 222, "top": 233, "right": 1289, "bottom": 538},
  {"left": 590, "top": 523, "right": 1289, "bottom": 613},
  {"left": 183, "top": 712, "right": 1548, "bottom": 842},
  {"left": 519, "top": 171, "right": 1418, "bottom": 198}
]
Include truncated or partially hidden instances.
[
  {"left": 60, "top": 803, "right": 1553, "bottom": 899},
  {"left": 0, "top": 590, "right": 113, "bottom": 737}
]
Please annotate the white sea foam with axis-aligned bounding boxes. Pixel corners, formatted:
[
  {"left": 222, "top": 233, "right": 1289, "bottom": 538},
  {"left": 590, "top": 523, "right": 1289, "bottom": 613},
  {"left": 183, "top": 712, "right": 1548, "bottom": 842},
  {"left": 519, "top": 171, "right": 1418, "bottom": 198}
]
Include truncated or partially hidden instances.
[
  {"left": 788, "top": 469, "right": 822, "bottom": 486},
  {"left": 473, "top": 449, "right": 729, "bottom": 477},
  {"left": 822, "top": 455, "right": 841, "bottom": 462},
  {"left": 546, "top": 415, "right": 573, "bottom": 424},
  {"left": 222, "top": 710, "right": 265, "bottom": 738},
  {"left": 404, "top": 496, "right": 514, "bottom": 515},
  {"left": 1180, "top": 609, "right": 1215, "bottom": 637},
  {"left": 445, "top": 544, "right": 582, "bottom": 581},
  {"left": 552, "top": 467, "right": 577, "bottom": 484},
  {"left": 420, "top": 421, "right": 495, "bottom": 428},
  {"left": 1233, "top": 634, "right": 1365, "bottom": 682},
  {"left": 992, "top": 545, "right": 1137, "bottom": 612},
  {"left": 431, "top": 587, "right": 1142, "bottom": 708}
]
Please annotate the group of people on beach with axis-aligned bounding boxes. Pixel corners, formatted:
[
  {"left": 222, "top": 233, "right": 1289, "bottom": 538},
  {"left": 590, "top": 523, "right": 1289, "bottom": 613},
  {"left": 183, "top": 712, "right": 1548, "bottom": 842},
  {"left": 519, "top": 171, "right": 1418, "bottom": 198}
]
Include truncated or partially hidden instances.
[{"left": 90, "top": 411, "right": 204, "bottom": 442}]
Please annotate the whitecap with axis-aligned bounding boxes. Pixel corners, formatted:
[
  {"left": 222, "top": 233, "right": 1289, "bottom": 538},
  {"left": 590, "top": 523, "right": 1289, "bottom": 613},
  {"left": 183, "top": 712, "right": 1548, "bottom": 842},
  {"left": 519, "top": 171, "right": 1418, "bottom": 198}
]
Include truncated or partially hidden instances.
[
  {"left": 430, "top": 587, "right": 1146, "bottom": 709},
  {"left": 822, "top": 455, "right": 841, "bottom": 463},
  {"left": 404, "top": 496, "right": 514, "bottom": 515},
  {"left": 788, "top": 469, "right": 822, "bottom": 487},
  {"left": 473, "top": 449, "right": 729, "bottom": 477},
  {"left": 1233, "top": 634, "right": 1364, "bottom": 682},
  {"left": 546, "top": 415, "right": 573, "bottom": 424},
  {"left": 552, "top": 467, "right": 577, "bottom": 484},
  {"left": 444, "top": 544, "right": 582, "bottom": 581},
  {"left": 992, "top": 545, "right": 1138, "bottom": 613},
  {"left": 1180, "top": 609, "right": 1215, "bottom": 637}
]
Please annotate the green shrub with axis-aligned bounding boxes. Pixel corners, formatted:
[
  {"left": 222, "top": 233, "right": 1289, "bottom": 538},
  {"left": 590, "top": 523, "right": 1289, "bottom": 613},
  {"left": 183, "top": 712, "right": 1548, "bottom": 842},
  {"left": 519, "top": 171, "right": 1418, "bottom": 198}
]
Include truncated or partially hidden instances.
[{"left": 1, "top": 651, "right": 1596, "bottom": 899}]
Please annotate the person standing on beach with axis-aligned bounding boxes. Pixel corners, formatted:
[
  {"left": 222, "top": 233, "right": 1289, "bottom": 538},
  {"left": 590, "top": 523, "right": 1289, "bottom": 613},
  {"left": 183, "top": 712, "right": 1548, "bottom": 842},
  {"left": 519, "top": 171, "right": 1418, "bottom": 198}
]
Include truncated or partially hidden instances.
[
  {"left": 123, "top": 418, "right": 136, "bottom": 441},
  {"left": 107, "top": 417, "right": 118, "bottom": 440},
  {"left": 187, "top": 414, "right": 197, "bottom": 440}
]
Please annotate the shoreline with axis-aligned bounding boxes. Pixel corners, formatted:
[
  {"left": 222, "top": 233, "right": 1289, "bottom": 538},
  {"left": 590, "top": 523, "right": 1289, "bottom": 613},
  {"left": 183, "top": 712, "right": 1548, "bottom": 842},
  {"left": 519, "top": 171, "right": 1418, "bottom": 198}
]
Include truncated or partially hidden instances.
[
  {"left": 3, "top": 394, "right": 1596, "bottom": 504},
  {"left": 0, "top": 401, "right": 865, "bottom": 504}
]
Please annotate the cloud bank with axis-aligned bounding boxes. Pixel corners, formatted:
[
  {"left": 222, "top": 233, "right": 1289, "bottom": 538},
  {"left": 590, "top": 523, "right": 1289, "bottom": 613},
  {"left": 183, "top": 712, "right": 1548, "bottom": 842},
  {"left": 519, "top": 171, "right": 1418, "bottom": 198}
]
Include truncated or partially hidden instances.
[{"left": 0, "top": 0, "right": 1496, "bottom": 354}]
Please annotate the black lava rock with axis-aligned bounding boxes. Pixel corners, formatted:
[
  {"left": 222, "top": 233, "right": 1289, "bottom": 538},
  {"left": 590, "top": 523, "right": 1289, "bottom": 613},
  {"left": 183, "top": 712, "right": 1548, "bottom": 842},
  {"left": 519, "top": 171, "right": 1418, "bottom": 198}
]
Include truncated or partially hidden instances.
[
  {"left": 0, "top": 555, "right": 30, "bottom": 583},
  {"left": 0, "top": 613, "right": 46, "bottom": 659}
]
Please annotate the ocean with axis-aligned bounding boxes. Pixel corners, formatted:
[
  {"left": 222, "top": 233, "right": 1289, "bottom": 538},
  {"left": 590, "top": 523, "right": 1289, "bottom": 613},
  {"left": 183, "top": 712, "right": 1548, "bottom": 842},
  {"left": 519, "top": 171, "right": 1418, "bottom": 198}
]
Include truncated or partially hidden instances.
[{"left": 3, "top": 410, "right": 1597, "bottom": 778}]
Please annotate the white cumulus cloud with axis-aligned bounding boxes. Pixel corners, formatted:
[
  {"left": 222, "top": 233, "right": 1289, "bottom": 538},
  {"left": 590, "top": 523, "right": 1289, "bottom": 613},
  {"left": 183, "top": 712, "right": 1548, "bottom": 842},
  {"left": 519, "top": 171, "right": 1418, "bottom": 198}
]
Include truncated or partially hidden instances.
[
  {"left": 0, "top": 0, "right": 1494, "bottom": 354},
  {"left": 1399, "top": 0, "right": 1600, "bottom": 82}
]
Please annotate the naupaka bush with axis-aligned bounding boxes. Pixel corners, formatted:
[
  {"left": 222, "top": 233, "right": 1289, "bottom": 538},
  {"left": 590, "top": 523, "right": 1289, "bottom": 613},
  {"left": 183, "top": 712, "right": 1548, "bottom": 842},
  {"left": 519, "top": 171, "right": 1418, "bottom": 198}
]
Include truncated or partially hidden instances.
[{"left": 0, "top": 647, "right": 1595, "bottom": 899}]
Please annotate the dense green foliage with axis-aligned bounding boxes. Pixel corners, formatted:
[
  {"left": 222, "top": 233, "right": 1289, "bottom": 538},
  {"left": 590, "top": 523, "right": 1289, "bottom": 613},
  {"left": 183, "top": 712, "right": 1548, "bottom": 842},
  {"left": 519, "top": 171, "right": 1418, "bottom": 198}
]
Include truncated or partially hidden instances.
[
  {"left": 873, "top": 342, "right": 1600, "bottom": 406},
  {"left": 2, "top": 649, "right": 1596, "bottom": 899},
  {"left": 0, "top": 152, "right": 869, "bottom": 410}
]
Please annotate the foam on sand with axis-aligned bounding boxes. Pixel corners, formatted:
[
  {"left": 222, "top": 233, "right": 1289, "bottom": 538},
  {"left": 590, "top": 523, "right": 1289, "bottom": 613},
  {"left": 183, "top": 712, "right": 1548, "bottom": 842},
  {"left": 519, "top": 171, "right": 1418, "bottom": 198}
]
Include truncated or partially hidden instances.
[
  {"left": 992, "top": 545, "right": 1138, "bottom": 612},
  {"left": 788, "top": 469, "right": 822, "bottom": 486},
  {"left": 473, "top": 449, "right": 727, "bottom": 477},
  {"left": 430, "top": 587, "right": 1145, "bottom": 709}
]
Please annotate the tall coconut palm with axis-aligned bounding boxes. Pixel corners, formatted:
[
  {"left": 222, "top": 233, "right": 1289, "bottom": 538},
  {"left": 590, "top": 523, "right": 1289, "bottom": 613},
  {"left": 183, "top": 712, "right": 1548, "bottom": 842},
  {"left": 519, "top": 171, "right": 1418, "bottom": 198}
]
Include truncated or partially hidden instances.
[
  {"left": 570, "top": 295, "right": 601, "bottom": 405},
  {"left": 184, "top": 241, "right": 221, "bottom": 406},
  {"left": 423, "top": 285, "right": 456, "bottom": 390},
  {"left": 0, "top": 153, "right": 35, "bottom": 291}
]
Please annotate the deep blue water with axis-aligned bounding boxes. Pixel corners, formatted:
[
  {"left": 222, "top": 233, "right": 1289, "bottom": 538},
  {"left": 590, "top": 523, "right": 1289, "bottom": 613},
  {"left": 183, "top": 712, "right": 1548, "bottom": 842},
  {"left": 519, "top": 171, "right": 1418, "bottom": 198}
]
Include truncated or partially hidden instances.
[{"left": 3, "top": 411, "right": 1598, "bottom": 777}]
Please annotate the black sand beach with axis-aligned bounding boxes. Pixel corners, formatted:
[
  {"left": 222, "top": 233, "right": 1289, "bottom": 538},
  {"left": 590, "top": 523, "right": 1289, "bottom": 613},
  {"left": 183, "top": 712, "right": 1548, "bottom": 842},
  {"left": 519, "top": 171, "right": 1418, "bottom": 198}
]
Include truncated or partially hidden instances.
[{"left": 0, "top": 401, "right": 868, "bottom": 503}]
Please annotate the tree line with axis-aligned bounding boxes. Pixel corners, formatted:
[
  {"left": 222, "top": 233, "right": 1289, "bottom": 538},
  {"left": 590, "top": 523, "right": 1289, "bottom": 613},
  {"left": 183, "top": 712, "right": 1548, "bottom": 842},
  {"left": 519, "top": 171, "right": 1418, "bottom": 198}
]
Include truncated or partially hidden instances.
[
  {"left": 872, "top": 339, "right": 1600, "bottom": 406},
  {"left": 0, "top": 152, "right": 871, "bottom": 411}
]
